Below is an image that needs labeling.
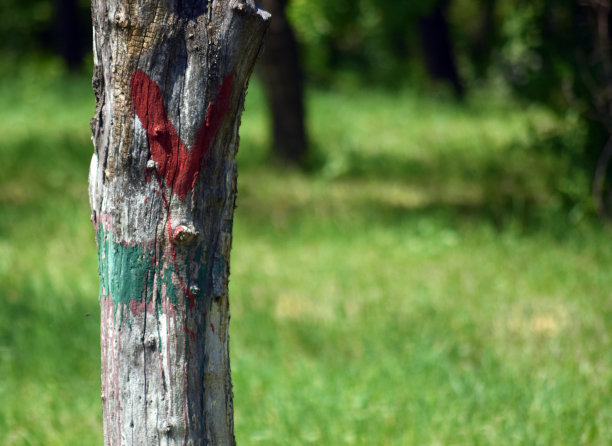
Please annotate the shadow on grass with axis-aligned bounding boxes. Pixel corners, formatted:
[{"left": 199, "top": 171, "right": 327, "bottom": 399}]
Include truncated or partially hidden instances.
[
  {"left": 0, "top": 129, "right": 595, "bottom": 241},
  {"left": 237, "top": 144, "right": 594, "bottom": 239}
]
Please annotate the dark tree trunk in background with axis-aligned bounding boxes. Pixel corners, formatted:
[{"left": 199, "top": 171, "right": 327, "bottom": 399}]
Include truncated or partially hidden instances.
[
  {"left": 472, "top": 0, "right": 496, "bottom": 78},
  {"left": 419, "top": 0, "right": 464, "bottom": 98},
  {"left": 55, "top": 0, "right": 88, "bottom": 69},
  {"left": 581, "top": 0, "right": 612, "bottom": 216},
  {"left": 89, "top": 0, "right": 269, "bottom": 444},
  {"left": 258, "top": 0, "right": 308, "bottom": 165}
]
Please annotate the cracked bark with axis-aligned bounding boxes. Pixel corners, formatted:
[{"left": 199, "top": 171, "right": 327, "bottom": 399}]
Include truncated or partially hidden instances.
[{"left": 88, "top": 1, "right": 269, "bottom": 444}]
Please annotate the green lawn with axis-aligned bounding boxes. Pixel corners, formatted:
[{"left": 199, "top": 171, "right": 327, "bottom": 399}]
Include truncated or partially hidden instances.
[{"left": 0, "top": 61, "right": 610, "bottom": 445}]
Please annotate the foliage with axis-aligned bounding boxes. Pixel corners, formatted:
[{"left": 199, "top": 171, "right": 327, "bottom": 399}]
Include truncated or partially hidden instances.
[
  {"left": 0, "top": 0, "right": 90, "bottom": 65},
  {"left": 478, "top": 0, "right": 612, "bottom": 215},
  {"left": 1, "top": 67, "right": 611, "bottom": 444},
  {"left": 0, "top": 0, "right": 53, "bottom": 54},
  {"left": 287, "top": 0, "right": 438, "bottom": 85}
]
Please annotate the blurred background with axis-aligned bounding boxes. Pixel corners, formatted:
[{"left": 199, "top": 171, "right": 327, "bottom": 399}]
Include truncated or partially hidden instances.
[{"left": 1, "top": 0, "right": 611, "bottom": 444}]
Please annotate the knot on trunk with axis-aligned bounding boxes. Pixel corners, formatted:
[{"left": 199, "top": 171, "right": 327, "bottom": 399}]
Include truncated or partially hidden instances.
[{"left": 172, "top": 223, "right": 200, "bottom": 245}]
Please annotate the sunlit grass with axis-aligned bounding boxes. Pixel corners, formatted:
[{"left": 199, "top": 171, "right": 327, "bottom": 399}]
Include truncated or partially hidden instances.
[{"left": 0, "top": 64, "right": 610, "bottom": 445}]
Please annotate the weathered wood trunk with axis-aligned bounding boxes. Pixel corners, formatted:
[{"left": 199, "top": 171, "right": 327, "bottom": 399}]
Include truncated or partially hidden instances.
[{"left": 88, "top": 1, "right": 269, "bottom": 444}]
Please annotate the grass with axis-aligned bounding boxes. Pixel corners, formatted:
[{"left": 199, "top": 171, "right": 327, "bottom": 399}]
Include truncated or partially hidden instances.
[{"left": 0, "top": 60, "right": 611, "bottom": 445}]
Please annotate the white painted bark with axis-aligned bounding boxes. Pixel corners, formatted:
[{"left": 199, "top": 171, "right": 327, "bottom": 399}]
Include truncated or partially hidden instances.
[{"left": 88, "top": 1, "right": 269, "bottom": 444}]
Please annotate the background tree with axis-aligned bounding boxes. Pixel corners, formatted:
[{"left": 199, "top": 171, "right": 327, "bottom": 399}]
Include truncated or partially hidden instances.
[
  {"left": 483, "top": 0, "right": 612, "bottom": 215},
  {"left": 258, "top": 0, "right": 308, "bottom": 165},
  {"left": 582, "top": 1, "right": 612, "bottom": 216},
  {"left": 419, "top": 0, "right": 464, "bottom": 98},
  {"left": 54, "top": 0, "right": 89, "bottom": 68},
  {"left": 0, "top": 0, "right": 90, "bottom": 69},
  {"left": 88, "top": 0, "right": 269, "bottom": 443}
]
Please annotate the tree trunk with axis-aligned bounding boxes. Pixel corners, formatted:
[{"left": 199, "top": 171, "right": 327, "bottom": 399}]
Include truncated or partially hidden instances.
[
  {"left": 472, "top": 0, "right": 496, "bottom": 78},
  {"left": 88, "top": 1, "right": 269, "bottom": 444},
  {"left": 257, "top": 0, "right": 307, "bottom": 165},
  {"left": 419, "top": 0, "right": 464, "bottom": 98},
  {"left": 55, "top": 0, "right": 88, "bottom": 69}
]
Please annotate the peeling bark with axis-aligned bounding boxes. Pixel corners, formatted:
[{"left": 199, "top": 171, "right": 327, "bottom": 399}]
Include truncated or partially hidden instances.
[{"left": 88, "top": 1, "right": 269, "bottom": 444}]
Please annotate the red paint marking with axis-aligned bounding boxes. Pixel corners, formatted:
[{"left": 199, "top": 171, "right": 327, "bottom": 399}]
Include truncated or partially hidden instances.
[
  {"left": 131, "top": 69, "right": 234, "bottom": 311},
  {"left": 184, "top": 326, "right": 196, "bottom": 341},
  {"left": 144, "top": 197, "right": 148, "bottom": 203},
  {"left": 129, "top": 296, "right": 156, "bottom": 317},
  {"left": 130, "top": 70, "right": 234, "bottom": 201},
  {"left": 210, "top": 323, "right": 214, "bottom": 333}
]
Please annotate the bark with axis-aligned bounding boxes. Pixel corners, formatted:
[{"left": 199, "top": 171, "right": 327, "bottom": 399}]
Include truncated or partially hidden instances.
[
  {"left": 257, "top": 0, "right": 307, "bottom": 165},
  {"left": 88, "top": 1, "right": 269, "bottom": 444}
]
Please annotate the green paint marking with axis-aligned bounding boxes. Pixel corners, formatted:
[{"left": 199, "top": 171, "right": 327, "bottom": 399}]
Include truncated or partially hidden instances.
[
  {"left": 97, "top": 228, "right": 155, "bottom": 310},
  {"left": 161, "top": 265, "right": 177, "bottom": 307},
  {"left": 96, "top": 228, "right": 208, "bottom": 323},
  {"left": 97, "top": 228, "right": 173, "bottom": 319}
]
